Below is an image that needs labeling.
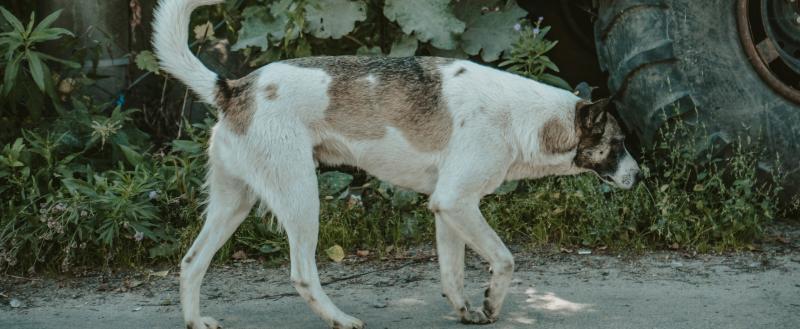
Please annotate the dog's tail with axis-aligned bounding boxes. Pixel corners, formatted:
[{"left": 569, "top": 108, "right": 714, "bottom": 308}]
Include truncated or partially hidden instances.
[{"left": 152, "top": 0, "right": 223, "bottom": 106}]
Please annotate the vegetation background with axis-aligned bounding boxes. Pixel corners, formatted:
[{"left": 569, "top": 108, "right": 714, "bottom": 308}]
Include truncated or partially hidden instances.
[{"left": 0, "top": 0, "right": 789, "bottom": 275}]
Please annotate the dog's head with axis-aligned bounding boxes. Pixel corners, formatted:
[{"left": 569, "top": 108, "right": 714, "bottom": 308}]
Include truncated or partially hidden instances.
[{"left": 573, "top": 99, "right": 641, "bottom": 189}]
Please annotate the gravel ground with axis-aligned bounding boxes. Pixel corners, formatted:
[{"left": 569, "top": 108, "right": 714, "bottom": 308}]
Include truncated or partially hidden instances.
[{"left": 2, "top": 233, "right": 800, "bottom": 329}]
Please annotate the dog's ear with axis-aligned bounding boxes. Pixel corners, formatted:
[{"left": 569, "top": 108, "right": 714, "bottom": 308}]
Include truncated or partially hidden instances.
[{"left": 577, "top": 98, "right": 609, "bottom": 135}]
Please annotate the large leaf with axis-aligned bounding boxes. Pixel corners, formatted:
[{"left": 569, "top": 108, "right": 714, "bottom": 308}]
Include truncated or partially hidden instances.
[
  {"left": 383, "top": 0, "right": 465, "bottom": 50},
  {"left": 304, "top": 0, "right": 366, "bottom": 39},
  {"left": 318, "top": 171, "right": 353, "bottom": 196},
  {"left": 389, "top": 35, "right": 418, "bottom": 57},
  {"left": 458, "top": 1, "right": 528, "bottom": 62},
  {"left": 232, "top": 4, "right": 289, "bottom": 51}
]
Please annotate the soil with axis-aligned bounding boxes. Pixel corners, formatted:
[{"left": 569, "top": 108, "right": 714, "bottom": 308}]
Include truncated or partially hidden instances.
[{"left": 2, "top": 225, "right": 800, "bottom": 329}]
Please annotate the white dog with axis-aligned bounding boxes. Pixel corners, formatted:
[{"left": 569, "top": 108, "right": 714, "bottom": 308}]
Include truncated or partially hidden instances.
[{"left": 153, "top": 1, "right": 640, "bottom": 328}]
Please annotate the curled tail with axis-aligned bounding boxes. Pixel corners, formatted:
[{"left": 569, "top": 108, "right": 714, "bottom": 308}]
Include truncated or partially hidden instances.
[{"left": 152, "top": 0, "right": 223, "bottom": 105}]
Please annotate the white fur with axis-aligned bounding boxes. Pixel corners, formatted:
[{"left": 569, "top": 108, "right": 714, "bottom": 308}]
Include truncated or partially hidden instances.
[{"left": 153, "top": 1, "right": 637, "bottom": 328}]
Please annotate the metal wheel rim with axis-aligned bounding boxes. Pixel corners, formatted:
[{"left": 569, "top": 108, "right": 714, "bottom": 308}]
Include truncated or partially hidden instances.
[{"left": 737, "top": 0, "right": 800, "bottom": 104}]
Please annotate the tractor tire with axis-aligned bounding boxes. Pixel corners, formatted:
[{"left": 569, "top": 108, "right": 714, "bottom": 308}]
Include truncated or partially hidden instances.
[{"left": 594, "top": 0, "right": 800, "bottom": 195}]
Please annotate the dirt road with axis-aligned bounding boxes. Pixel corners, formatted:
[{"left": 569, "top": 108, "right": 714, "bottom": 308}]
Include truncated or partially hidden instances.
[{"left": 2, "top": 247, "right": 799, "bottom": 329}]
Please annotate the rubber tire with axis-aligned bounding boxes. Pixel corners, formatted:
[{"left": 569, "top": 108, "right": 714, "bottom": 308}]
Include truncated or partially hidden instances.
[{"left": 594, "top": 0, "right": 800, "bottom": 195}]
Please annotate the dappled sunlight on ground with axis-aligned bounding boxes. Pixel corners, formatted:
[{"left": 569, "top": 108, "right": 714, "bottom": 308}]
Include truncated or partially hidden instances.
[
  {"left": 389, "top": 297, "right": 427, "bottom": 307},
  {"left": 524, "top": 287, "right": 594, "bottom": 315},
  {"left": 508, "top": 311, "right": 537, "bottom": 325}
]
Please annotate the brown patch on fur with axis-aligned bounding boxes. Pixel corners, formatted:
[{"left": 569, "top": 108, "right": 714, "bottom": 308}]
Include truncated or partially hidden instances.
[
  {"left": 264, "top": 83, "right": 279, "bottom": 100},
  {"left": 184, "top": 250, "right": 198, "bottom": 264},
  {"left": 215, "top": 75, "right": 257, "bottom": 135},
  {"left": 313, "top": 139, "right": 353, "bottom": 166},
  {"left": 186, "top": 322, "right": 194, "bottom": 329},
  {"left": 539, "top": 117, "right": 578, "bottom": 154},
  {"left": 454, "top": 67, "right": 466, "bottom": 76},
  {"left": 287, "top": 56, "right": 454, "bottom": 152}
]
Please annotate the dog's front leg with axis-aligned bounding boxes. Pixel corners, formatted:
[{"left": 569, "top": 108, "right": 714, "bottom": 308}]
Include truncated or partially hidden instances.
[
  {"left": 435, "top": 214, "right": 467, "bottom": 313},
  {"left": 430, "top": 193, "right": 514, "bottom": 324}
]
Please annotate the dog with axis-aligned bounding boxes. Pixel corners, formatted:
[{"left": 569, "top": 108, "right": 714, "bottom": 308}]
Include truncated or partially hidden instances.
[{"left": 153, "top": 1, "right": 641, "bottom": 328}]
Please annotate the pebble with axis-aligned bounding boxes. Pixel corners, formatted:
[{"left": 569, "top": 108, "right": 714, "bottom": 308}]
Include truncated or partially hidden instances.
[{"left": 9, "top": 298, "right": 22, "bottom": 308}]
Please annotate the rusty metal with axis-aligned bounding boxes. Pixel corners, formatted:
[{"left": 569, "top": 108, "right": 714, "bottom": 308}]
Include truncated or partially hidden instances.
[{"left": 736, "top": 0, "right": 800, "bottom": 104}]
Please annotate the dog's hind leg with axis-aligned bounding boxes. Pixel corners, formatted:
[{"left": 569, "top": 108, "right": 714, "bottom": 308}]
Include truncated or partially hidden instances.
[
  {"left": 246, "top": 138, "right": 364, "bottom": 329},
  {"left": 181, "top": 164, "right": 257, "bottom": 329},
  {"left": 435, "top": 214, "right": 467, "bottom": 313}
]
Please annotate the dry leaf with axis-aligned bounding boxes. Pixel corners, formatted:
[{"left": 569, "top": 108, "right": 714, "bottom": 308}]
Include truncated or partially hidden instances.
[
  {"left": 232, "top": 250, "right": 247, "bottom": 260},
  {"left": 326, "top": 245, "right": 345, "bottom": 262},
  {"left": 559, "top": 247, "right": 573, "bottom": 253},
  {"left": 193, "top": 21, "right": 215, "bottom": 41},
  {"left": 356, "top": 250, "right": 370, "bottom": 257},
  {"left": 129, "top": 0, "right": 142, "bottom": 41},
  {"left": 151, "top": 270, "right": 169, "bottom": 278}
]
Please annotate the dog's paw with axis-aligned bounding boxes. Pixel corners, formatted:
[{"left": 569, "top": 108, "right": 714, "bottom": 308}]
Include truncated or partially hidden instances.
[
  {"left": 330, "top": 314, "right": 365, "bottom": 329},
  {"left": 186, "top": 316, "right": 221, "bottom": 329},
  {"left": 459, "top": 307, "right": 497, "bottom": 325}
]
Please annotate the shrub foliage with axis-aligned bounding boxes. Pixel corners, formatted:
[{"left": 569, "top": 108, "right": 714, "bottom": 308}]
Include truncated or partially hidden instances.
[{"left": 0, "top": 2, "right": 785, "bottom": 274}]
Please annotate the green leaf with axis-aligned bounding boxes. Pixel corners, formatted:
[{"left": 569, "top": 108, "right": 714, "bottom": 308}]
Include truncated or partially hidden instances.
[
  {"left": 27, "top": 51, "right": 46, "bottom": 91},
  {"left": 3, "top": 52, "right": 20, "bottom": 95},
  {"left": 232, "top": 5, "right": 288, "bottom": 51},
  {"left": 37, "top": 52, "right": 81, "bottom": 69},
  {"left": 61, "top": 177, "right": 97, "bottom": 197},
  {"left": 318, "top": 171, "right": 353, "bottom": 196},
  {"left": 29, "top": 27, "right": 72, "bottom": 42},
  {"left": 384, "top": 0, "right": 465, "bottom": 50},
  {"left": 171, "top": 140, "right": 203, "bottom": 155},
  {"left": 428, "top": 46, "right": 469, "bottom": 59},
  {"left": 0, "top": 7, "right": 24, "bottom": 33},
  {"left": 539, "top": 73, "right": 571, "bottom": 90},
  {"left": 304, "top": 0, "right": 366, "bottom": 39},
  {"left": 493, "top": 180, "right": 519, "bottom": 195},
  {"left": 356, "top": 45, "right": 383, "bottom": 56},
  {"left": 33, "top": 9, "right": 62, "bottom": 33},
  {"left": 458, "top": 1, "right": 528, "bottom": 62},
  {"left": 389, "top": 35, "right": 418, "bottom": 57},
  {"left": 149, "top": 242, "right": 180, "bottom": 258},
  {"left": 25, "top": 11, "right": 34, "bottom": 34},
  {"left": 135, "top": 50, "right": 159, "bottom": 74},
  {"left": 391, "top": 187, "right": 419, "bottom": 209},
  {"left": 118, "top": 144, "right": 143, "bottom": 166}
]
